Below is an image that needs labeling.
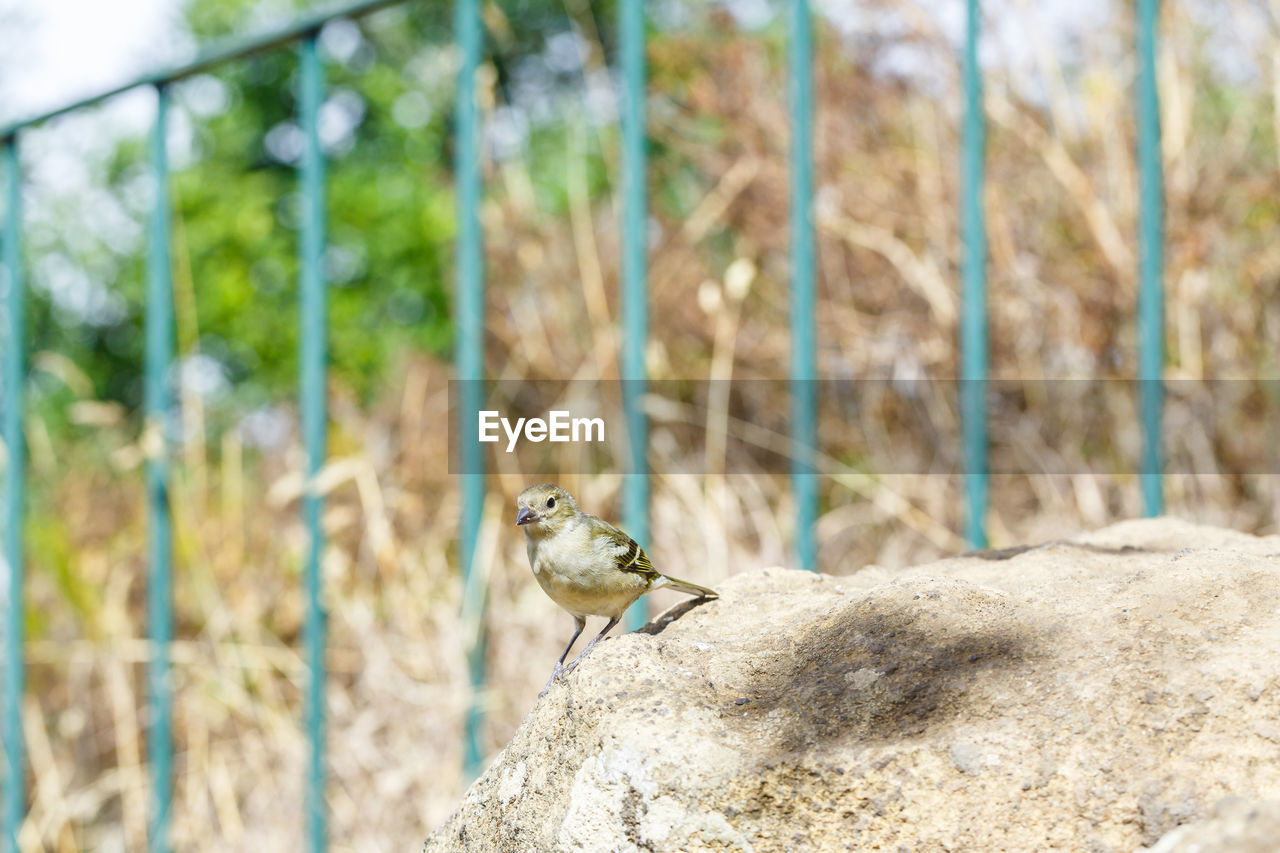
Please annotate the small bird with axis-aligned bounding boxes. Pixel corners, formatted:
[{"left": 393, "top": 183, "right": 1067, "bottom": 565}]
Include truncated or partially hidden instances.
[{"left": 516, "top": 483, "right": 718, "bottom": 695}]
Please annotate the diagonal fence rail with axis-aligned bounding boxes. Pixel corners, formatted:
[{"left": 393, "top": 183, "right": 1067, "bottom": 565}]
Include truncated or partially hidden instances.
[{"left": 0, "top": 0, "right": 1165, "bottom": 849}]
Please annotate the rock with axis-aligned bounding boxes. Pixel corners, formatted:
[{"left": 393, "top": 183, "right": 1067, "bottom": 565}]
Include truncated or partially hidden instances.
[
  {"left": 1142, "top": 798, "right": 1280, "bottom": 852},
  {"left": 423, "top": 519, "right": 1280, "bottom": 852}
]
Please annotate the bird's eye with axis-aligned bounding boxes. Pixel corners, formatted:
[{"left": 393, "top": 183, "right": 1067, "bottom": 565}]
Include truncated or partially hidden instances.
[{"left": 546, "top": 496, "right": 556, "bottom": 509}]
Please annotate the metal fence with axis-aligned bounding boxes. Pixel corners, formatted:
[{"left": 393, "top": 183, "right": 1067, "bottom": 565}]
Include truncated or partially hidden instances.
[{"left": 0, "top": 0, "right": 1165, "bottom": 850}]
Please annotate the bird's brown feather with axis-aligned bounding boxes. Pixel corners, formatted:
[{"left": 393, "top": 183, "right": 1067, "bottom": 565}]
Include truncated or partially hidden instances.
[{"left": 597, "top": 520, "right": 661, "bottom": 583}]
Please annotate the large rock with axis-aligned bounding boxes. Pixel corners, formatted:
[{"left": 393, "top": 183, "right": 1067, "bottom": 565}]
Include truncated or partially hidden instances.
[{"left": 424, "top": 519, "right": 1280, "bottom": 851}]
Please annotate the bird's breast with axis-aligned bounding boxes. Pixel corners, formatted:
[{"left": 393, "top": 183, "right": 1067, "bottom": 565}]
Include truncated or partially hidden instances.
[{"left": 528, "top": 534, "right": 648, "bottom": 619}]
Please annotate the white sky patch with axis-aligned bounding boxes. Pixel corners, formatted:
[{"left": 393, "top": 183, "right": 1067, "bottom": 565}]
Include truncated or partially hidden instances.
[
  {"left": 0, "top": 0, "right": 187, "bottom": 126},
  {"left": 238, "top": 404, "right": 293, "bottom": 449},
  {"left": 179, "top": 353, "right": 231, "bottom": 400}
]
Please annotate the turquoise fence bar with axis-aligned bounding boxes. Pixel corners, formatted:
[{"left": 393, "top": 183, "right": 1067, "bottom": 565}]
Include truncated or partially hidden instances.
[
  {"left": 144, "top": 84, "right": 174, "bottom": 853},
  {"left": 298, "top": 32, "right": 330, "bottom": 853},
  {"left": 788, "top": 0, "right": 817, "bottom": 572},
  {"left": 961, "top": 0, "right": 988, "bottom": 548},
  {"left": 1137, "top": 0, "right": 1164, "bottom": 515},
  {"left": 620, "top": 0, "right": 651, "bottom": 628},
  {"left": 1, "top": 135, "right": 26, "bottom": 853},
  {"left": 453, "top": 0, "right": 487, "bottom": 780}
]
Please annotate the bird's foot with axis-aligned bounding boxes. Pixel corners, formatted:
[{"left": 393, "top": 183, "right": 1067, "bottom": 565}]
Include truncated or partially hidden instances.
[{"left": 538, "top": 662, "right": 565, "bottom": 698}]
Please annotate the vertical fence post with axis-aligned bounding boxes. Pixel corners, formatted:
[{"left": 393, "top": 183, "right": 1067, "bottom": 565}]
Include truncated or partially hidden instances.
[
  {"left": 298, "top": 33, "right": 329, "bottom": 853},
  {"left": 453, "top": 0, "right": 487, "bottom": 779},
  {"left": 145, "top": 86, "right": 174, "bottom": 853},
  {"left": 789, "top": 0, "right": 817, "bottom": 573},
  {"left": 620, "top": 0, "right": 651, "bottom": 626},
  {"left": 1137, "top": 0, "right": 1163, "bottom": 515},
  {"left": 1, "top": 135, "right": 26, "bottom": 853},
  {"left": 960, "top": 0, "right": 988, "bottom": 549}
]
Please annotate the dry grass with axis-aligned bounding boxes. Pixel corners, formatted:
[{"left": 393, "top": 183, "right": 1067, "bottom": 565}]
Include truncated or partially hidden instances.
[{"left": 13, "top": 2, "right": 1280, "bottom": 848}]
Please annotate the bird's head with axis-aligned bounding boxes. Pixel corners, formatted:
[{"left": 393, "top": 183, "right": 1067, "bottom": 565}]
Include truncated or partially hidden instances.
[{"left": 515, "top": 483, "right": 579, "bottom": 537}]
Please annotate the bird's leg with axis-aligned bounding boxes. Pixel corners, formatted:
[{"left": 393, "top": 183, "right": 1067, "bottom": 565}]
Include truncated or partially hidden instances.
[
  {"left": 561, "top": 615, "right": 620, "bottom": 677},
  {"left": 541, "top": 615, "right": 586, "bottom": 697}
]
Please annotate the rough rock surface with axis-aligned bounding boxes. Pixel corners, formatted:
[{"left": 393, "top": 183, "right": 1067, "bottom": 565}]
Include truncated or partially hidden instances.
[
  {"left": 1142, "top": 798, "right": 1280, "bottom": 852},
  {"left": 424, "top": 519, "right": 1280, "bottom": 852}
]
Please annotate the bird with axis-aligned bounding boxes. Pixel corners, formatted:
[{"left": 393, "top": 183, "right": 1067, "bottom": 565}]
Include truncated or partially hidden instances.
[{"left": 515, "top": 483, "right": 718, "bottom": 695}]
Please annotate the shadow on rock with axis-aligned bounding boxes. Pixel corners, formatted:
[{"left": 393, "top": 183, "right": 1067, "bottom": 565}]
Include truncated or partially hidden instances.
[
  {"left": 638, "top": 597, "right": 715, "bottom": 637},
  {"left": 730, "top": 583, "right": 1040, "bottom": 755}
]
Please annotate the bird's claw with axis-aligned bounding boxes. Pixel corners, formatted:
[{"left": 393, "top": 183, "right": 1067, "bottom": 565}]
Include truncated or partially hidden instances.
[{"left": 539, "top": 662, "right": 565, "bottom": 698}]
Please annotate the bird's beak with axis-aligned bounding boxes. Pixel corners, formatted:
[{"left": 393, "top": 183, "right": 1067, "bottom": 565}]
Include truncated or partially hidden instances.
[{"left": 516, "top": 507, "right": 536, "bottom": 526}]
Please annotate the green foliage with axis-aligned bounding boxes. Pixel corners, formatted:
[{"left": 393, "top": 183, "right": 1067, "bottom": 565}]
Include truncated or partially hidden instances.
[
  {"left": 168, "top": 1, "right": 462, "bottom": 401},
  {"left": 28, "top": 507, "right": 101, "bottom": 636},
  {"left": 28, "top": 0, "right": 621, "bottom": 408}
]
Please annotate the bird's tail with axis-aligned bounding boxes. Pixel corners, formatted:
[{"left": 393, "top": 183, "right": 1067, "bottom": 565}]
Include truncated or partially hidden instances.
[{"left": 659, "top": 574, "right": 718, "bottom": 599}]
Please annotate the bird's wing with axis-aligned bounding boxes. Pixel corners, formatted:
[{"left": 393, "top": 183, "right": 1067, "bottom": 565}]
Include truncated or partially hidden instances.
[{"left": 587, "top": 515, "right": 661, "bottom": 583}]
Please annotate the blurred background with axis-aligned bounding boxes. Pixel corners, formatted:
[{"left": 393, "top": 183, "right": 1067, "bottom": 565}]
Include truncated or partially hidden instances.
[{"left": 2, "top": 0, "right": 1279, "bottom": 848}]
